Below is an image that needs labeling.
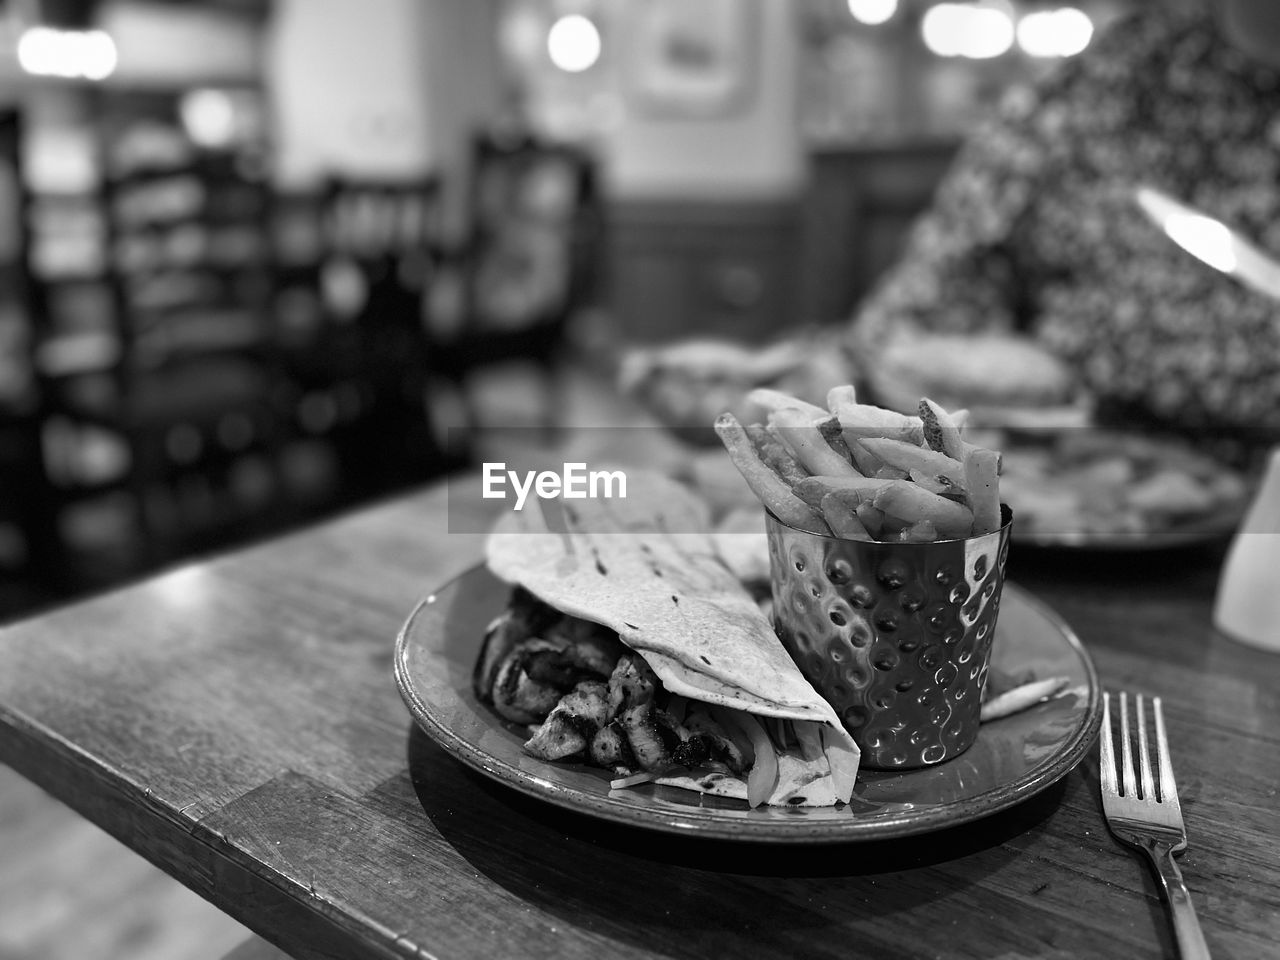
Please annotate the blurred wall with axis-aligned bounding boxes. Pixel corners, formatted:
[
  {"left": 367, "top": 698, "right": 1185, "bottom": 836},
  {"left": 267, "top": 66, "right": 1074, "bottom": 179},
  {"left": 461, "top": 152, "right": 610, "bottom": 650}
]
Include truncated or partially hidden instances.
[
  {"left": 98, "top": 2, "right": 259, "bottom": 85},
  {"left": 604, "top": 0, "right": 804, "bottom": 201},
  {"left": 416, "top": 0, "right": 505, "bottom": 228},
  {"left": 266, "top": 0, "right": 502, "bottom": 191},
  {"left": 511, "top": 0, "right": 804, "bottom": 202},
  {"left": 267, "top": 0, "right": 433, "bottom": 184}
]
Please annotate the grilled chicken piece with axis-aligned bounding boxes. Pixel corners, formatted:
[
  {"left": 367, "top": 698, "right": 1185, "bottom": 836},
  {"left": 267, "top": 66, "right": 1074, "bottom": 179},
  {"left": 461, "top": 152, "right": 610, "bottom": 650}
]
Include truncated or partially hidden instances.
[
  {"left": 473, "top": 589, "right": 562, "bottom": 702},
  {"left": 473, "top": 611, "right": 525, "bottom": 704},
  {"left": 548, "top": 618, "right": 626, "bottom": 678},
  {"left": 523, "top": 644, "right": 586, "bottom": 689},
  {"left": 589, "top": 720, "right": 636, "bottom": 773},
  {"left": 668, "top": 733, "right": 709, "bottom": 768},
  {"left": 682, "top": 709, "right": 749, "bottom": 775},
  {"left": 491, "top": 640, "right": 573, "bottom": 724},
  {"left": 618, "top": 703, "right": 670, "bottom": 771},
  {"left": 482, "top": 605, "right": 750, "bottom": 782},
  {"left": 524, "top": 680, "right": 611, "bottom": 761},
  {"left": 652, "top": 708, "right": 721, "bottom": 769},
  {"left": 652, "top": 706, "right": 691, "bottom": 749},
  {"left": 607, "top": 653, "right": 658, "bottom": 715}
]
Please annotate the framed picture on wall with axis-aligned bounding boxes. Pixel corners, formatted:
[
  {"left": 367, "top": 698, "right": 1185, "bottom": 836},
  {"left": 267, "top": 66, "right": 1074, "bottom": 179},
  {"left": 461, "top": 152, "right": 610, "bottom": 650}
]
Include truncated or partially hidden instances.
[{"left": 625, "top": 0, "right": 759, "bottom": 118}]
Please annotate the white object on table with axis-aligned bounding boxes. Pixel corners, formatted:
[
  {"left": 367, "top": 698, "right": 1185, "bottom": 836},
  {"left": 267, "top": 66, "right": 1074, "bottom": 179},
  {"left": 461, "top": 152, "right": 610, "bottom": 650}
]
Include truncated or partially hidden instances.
[{"left": 1214, "top": 447, "right": 1280, "bottom": 651}]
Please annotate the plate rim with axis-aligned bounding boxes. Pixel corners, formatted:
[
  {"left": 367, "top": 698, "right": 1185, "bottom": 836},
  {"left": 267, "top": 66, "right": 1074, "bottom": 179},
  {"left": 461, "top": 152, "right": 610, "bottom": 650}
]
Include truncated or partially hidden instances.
[{"left": 395, "top": 567, "right": 1103, "bottom": 844}]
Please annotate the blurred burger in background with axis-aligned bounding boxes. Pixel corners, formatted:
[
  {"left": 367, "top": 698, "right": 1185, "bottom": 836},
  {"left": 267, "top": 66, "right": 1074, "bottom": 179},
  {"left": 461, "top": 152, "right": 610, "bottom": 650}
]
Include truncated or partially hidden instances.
[
  {"left": 864, "top": 332, "right": 1082, "bottom": 423},
  {"left": 618, "top": 332, "right": 849, "bottom": 438}
]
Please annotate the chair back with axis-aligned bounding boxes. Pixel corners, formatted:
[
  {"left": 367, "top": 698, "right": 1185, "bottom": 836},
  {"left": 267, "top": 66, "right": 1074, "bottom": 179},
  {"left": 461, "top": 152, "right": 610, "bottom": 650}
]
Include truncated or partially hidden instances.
[{"left": 457, "top": 133, "right": 601, "bottom": 332}]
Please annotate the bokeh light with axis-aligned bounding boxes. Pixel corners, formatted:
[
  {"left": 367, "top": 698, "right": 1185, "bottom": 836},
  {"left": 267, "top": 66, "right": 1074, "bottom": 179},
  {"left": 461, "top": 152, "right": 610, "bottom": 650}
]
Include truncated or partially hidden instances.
[
  {"left": 921, "top": 3, "right": 1015, "bottom": 60},
  {"left": 847, "top": 0, "right": 899, "bottom": 27},
  {"left": 18, "top": 27, "right": 118, "bottom": 81},
  {"left": 1017, "top": 7, "right": 1094, "bottom": 58},
  {"left": 180, "top": 90, "right": 237, "bottom": 148},
  {"left": 547, "top": 14, "right": 601, "bottom": 74}
]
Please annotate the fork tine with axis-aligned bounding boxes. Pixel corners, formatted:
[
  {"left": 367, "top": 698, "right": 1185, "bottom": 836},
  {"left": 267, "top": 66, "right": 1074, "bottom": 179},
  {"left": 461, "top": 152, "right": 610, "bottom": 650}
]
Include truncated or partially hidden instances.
[
  {"left": 1099, "top": 691, "right": 1118, "bottom": 796},
  {"left": 1099, "top": 692, "right": 1206, "bottom": 959},
  {"left": 1154, "top": 696, "right": 1179, "bottom": 808},
  {"left": 1119, "top": 691, "right": 1137, "bottom": 798},
  {"left": 1137, "top": 694, "right": 1156, "bottom": 801}
]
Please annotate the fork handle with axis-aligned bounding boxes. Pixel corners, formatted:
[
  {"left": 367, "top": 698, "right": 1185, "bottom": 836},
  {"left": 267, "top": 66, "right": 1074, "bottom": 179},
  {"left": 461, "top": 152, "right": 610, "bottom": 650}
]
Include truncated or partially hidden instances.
[{"left": 1143, "top": 840, "right": 1212, "bottom": 960}]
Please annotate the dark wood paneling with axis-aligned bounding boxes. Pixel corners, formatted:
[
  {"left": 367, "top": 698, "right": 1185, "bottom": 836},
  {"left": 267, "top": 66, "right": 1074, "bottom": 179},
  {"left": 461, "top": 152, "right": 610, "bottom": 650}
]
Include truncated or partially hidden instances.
[
  {"left": 602, "top": 144, "right": 961, "bottom": 346},
  {"left": 605, "top": 199, "right": 804, "bottom": 344},
  {"left": 797, "top": 141, "right": 961, "bottom": 324}
]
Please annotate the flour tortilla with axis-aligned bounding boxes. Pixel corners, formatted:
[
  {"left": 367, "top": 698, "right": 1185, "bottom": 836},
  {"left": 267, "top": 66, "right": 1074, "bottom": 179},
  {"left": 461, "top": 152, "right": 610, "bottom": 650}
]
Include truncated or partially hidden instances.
[
  {"left": 485, "top": 470, "right": 860, "bottom": 804},
  {"left": 656, "top": 753, "right": 840, "bottom": 807}
]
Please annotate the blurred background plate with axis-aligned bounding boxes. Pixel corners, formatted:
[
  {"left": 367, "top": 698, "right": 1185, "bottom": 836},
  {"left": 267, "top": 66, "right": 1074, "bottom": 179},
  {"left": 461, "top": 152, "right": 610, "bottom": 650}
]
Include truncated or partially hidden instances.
[{"left": 1011, "top": 505, "right": 1246, "bottom": 552}]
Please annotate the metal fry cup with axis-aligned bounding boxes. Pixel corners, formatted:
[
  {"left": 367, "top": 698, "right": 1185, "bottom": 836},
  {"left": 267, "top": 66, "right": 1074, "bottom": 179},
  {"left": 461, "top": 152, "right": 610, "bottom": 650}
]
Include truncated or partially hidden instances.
[{"left": 766, "top": 506, "right": 1013, "bottom": 770}]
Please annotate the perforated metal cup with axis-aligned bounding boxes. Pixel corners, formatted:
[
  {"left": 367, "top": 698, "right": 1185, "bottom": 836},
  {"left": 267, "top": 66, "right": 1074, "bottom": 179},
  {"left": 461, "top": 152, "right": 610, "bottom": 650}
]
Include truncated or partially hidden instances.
[{"left": 767, "top": 507, "right": 1013, "bottom": 770}]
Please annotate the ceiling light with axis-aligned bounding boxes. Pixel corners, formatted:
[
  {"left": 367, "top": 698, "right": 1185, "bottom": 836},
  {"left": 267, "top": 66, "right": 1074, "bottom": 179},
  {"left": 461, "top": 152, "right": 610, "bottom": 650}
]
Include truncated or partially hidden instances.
[{"left": 547, "top": 14, "right": 601, "bottom": 74}]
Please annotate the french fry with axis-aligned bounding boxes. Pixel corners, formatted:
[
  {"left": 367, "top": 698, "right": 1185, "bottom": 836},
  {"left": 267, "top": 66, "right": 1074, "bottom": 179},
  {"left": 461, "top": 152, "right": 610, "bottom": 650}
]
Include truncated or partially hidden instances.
[
  {"left": 860, "top": 438, "right": 966, "bottom": 492},
  {"left": 792, "top": 475, "right": 886, "bottom": 510},
  {"left": 979, "top": 677, "right": 1069, "bottom": 722},
  {"left": 825, "top": 385, "right": 858, "bottom": 410},
  {"left": 919, "top": 398, "right": 966, "bottom": 460},
  {"left": 715, "top": 383, "right": 1005, "bottom": 545},
  {"left": 747, "top": 388, "right": 828, "bottom": 422},
  {"left": 839, "top": 436, "right": 908, "bottom": 479},
  {"left": 746, "top": 423, "right": 807, "bottom": 486},
  {"left": 843, "top": 438, "right": 882, "bottom": 476},
  {"left": 879, "top": 514, "right": 910, "bottom": 536},
  {"left": 908, "top": 469, "right": 956, "bottom": 497},
  {"left": 816, "top": 416, "right": 855, "bottom": 465},
  {"left": 871, "top": 480, "right": 975, "bottom": 540},
  {"left": 832, "top": 400, "right": 925, "bottom": 445},
  {"left": 820, "top": 494, "right": 873, "bottom": 540},
  {"left": 875, "top": 465, "right": 910, "bottom": 480},
  {"left": 855, "top": 503, "right": 885, "bottom": 539},
  {"left": 769, "top": 407, "right": 862, "bottom": 479},
  {"left": 715, "top": 413, "right": 831, "bottom": 534},
  {"left": 964, "top": 446, "right": 1002, "bottom": 536},
  {"left": 898, "top": 520, "right": 939, "bottom": 543}
]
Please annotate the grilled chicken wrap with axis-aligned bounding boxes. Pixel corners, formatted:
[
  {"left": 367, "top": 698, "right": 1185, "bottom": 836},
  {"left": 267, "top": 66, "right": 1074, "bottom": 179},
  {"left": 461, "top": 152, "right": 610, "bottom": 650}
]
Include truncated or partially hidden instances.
[{"left": 477, "top": 471, "right": 860, "bottom": 807}]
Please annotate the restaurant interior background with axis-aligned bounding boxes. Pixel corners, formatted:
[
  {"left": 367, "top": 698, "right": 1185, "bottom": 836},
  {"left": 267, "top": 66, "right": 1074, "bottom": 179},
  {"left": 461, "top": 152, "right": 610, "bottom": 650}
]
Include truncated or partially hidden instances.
[
  {"left": 0, "top": 0, "right": 1239, "bottom": 958},
  {"left": 0, "top": 0, "right": 1189, "bottom": 629}
]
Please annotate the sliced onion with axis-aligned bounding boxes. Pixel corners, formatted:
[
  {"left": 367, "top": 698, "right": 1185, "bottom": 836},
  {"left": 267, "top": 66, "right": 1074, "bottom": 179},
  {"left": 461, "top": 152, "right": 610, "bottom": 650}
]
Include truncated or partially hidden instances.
[
  {"left": 741, "top": 716, "right": 779, "bottom": 807},
  {"left": 610, "top": 771, "right": 658, "bottom": 789},
  {"left": 708, "top": 705, "right": 755, "bottom": 767},
  {"left": 820, "top": 725, "right": 860, "bottom": 805},
  {"left": 793, "top": 721, "right": 824, "bottom": 762}
]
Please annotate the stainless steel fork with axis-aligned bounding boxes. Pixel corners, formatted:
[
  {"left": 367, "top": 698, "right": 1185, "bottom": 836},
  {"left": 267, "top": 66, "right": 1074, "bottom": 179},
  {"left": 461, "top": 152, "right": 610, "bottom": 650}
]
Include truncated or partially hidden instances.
[{"left": 1099, "top": 691, "right": 1211, "bottom": 959}]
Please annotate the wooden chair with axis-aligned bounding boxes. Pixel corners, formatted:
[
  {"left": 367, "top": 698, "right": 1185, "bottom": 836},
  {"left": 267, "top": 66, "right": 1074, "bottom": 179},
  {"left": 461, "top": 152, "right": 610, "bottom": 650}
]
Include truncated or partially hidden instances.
[
  {"left": 0, "top": 108, "right": 62, "bottom": 608},
  {"left": 422, "top": 132, "right": 603, "bottom": 439},
  {"left": 108, "top": 148, "right": 286, "bottom": 564},
  {"left": 307, "top": 175, "right": 459, "bottom": 497},
  {"left": 32, "top": 89, "right": 289, "bottom": 573}
]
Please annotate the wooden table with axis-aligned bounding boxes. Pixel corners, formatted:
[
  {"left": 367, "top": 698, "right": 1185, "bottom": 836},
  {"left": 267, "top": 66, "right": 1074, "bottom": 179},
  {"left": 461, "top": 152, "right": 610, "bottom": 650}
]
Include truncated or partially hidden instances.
[{"left": 1, "top": 479, "right": 1277, "bottom": 960}]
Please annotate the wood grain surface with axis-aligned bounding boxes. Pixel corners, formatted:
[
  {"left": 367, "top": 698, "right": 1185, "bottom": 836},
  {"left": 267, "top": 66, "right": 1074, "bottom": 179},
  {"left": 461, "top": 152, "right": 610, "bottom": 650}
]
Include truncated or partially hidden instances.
[{"left": 0, "top": 478, "right": 1277, "bottom": 960}]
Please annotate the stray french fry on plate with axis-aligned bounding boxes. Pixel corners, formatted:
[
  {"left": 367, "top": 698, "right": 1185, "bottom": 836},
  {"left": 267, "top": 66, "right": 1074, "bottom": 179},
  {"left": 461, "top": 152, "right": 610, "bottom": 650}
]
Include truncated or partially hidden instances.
[{"left": 979, "top": 677, "right": 1071, "bottom": 722}]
